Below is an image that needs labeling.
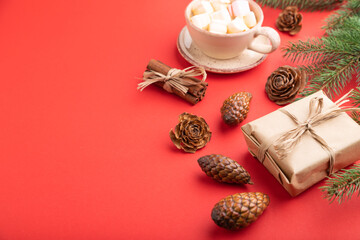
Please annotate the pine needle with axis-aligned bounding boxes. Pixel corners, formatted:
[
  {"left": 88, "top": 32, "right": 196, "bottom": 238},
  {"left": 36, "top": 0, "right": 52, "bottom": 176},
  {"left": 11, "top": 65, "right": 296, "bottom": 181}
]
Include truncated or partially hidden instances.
[{"left": 320, "top": 164, "right": 360, "bottom": 204}]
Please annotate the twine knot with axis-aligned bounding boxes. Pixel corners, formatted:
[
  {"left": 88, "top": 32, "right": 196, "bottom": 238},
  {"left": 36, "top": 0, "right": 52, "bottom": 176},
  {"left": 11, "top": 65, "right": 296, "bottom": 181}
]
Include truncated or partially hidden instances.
[
  {"left": 138, "top": 66, "right": 207, "bottom": 95},
  {"left": 304, "top": 122, "right": 312, "bottom": 130},
  {"left": 164, "top": 68, "right": 182, "bottom": 81},
  {"left": 258, "top": 90, "right": 360, "bottom": 175}
]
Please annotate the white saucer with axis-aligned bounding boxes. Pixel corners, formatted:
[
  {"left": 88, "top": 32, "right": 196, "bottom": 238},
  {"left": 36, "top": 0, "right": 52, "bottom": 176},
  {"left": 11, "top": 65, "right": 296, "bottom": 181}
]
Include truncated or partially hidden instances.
[{"left": 177, "top": 27, "right": 268, "bottom": 74}]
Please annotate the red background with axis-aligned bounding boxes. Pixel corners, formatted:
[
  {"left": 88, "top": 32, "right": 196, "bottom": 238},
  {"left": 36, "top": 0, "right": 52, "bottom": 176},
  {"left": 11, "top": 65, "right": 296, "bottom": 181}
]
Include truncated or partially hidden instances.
[{"left": 0, "top": 0, "right": 359, "bottom": 239}]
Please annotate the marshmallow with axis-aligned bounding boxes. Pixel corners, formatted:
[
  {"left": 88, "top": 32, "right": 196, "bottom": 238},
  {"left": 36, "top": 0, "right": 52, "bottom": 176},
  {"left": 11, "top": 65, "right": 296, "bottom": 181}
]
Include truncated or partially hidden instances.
[
  {"left": 191, "top": 1, "right": 214, "bottom": 16},
  {"left": 191, "top": 13, "right": 211, "bottom": 30},
  {"left": 210, "top": 1, "right": 228, "bottom": 11},
  {"left": 210, "top": 9, "right": 232, "bottom": 24},
  {"left": 208, "top": 22, "right": 228, "bottom": 34},
  {"left": 244, "top": 11, "right": 257, "bottom": 28},
  {"left": 227, "top": 17, "right": 249, "bottom": 33},
  {"left": 231, "top": 0, "right": 250, "bottom": 17}
]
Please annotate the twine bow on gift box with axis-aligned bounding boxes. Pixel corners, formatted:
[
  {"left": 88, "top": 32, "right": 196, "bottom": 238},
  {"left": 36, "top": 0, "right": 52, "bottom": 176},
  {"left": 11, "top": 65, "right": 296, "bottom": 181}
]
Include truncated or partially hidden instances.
[
  {"left": 138, "top": 65, "right": 207, "bottom": 95},
  {"left": 258, "top": 90, "right": 360, "bottom": 175}
]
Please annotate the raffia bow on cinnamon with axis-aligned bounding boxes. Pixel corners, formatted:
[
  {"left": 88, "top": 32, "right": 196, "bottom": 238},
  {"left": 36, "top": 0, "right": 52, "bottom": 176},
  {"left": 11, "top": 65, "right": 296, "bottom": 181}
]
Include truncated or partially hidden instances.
[
  {"left": 138, "top": 59, "right": 208, "bottom": 105},
  {"left": 258, "top": 90, "right": 360, "bottom": 175}
]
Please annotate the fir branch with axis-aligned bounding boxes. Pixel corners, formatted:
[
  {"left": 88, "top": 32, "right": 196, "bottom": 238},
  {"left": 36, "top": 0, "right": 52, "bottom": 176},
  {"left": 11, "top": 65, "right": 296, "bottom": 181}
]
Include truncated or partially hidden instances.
[
  {"left": 351, "top": 112, "right": 360, "bottom": 125},
  {"left": 311, "top": 57, "right": 358, "bottom": 98},
  {"left": 320, "top": 164, "right": 360, "bottom": 204},
  {"left": 357, "top": 65, "right": 360, "bottom": 83},
  {"left": 324, "top": 0, "right": 360, "bottom": 32},
  {"left": 350, "top": 87, "right": 360, "bottom": 107},
  {"left": 284, "top": 19, "right": 360, "bottom": 64},
  {"left": 283, "top": 16, "right": 360, "bottom": 98},
  {"left": 282, "top": 38, "right": 356, "bottom": 64},
  {"left": 283, "top": 39, "right": 325, "bottom": 63},
  {"left": 255, "top": 0, "right": 344, "bottom": 11}
]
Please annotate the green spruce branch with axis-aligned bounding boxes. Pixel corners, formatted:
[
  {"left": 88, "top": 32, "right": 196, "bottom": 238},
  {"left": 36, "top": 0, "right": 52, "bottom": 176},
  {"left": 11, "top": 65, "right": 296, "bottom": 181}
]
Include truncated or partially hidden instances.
[
  {"left": 320, "top": 164, "right": 360, "bottom": 204},
  {"left": 350, "top": 87, "right": 360, "bottom": 123},
  {"left": 350, "top": 87, "right": 360, "bottom": 106},
  {"left": 255, "top": 0, "right": 344, "bottom": 11},
  {"left": 324, "top": 0, "right": 360, "bottom": 32},
  {"left": 351, "top": 112, "right": 360, "bottom": 124},
  {"left": 283, "top": 16, "right": 360, "bottom": 98}
]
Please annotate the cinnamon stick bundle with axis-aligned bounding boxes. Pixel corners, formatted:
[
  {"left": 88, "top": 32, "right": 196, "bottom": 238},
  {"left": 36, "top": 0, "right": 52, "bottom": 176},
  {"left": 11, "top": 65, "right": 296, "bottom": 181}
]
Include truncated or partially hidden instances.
[{"left": 141, "top": 59, "right": 208, "bottom": 105}]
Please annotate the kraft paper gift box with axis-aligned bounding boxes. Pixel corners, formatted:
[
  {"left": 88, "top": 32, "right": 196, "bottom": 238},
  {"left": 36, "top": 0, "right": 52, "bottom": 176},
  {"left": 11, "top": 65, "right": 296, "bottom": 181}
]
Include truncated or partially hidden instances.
[{"left": 241, "top": 90, "right": 360, "bottom": 196}]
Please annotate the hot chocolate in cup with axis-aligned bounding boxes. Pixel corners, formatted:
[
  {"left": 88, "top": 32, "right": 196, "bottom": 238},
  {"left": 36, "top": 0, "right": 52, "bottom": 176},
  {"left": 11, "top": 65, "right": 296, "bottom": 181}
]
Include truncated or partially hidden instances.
[{"left": 185, "top": 0, "right": 281, "bottom": 59}]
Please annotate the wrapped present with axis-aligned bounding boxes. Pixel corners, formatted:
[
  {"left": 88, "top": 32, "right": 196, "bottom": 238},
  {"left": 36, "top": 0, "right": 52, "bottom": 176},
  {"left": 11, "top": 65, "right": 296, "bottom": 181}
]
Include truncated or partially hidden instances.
[{"left": 241, "top": 90, "right": 360, "bottom": 196}]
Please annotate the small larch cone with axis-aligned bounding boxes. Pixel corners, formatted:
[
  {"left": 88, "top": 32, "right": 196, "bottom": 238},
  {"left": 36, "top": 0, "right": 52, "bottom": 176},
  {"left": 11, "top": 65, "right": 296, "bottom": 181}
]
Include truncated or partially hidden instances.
[
  {"left": 265, "top": 66, "right": 307, "bottom": 105},
  {"left": 211, "top": 192, "right": 270, "bottom": 230},
  {"left": 197, "top": 154, "right": 253, "bottom": 185},
  {"left": 169, "top": 112, "right": 212, "bottom": 153},
  {"left": 276, "top": 6, "right": 302, "bottom": 35},
  {"left": 221, "top": 92, "right": 252, "bottom": 126}
]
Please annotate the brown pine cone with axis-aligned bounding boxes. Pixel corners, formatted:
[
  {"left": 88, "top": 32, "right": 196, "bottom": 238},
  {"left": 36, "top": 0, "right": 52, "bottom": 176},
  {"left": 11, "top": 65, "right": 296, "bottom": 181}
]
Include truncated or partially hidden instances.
[
  {"left": 265, "top": 66, "right": 307, "bottom": 105},
  {"left": 211, "top": 192, "right": 270, "bottom": 230},
  {"left": 169, "top": 112, "right": 212, "bottom": 153},
  {"left": 197, "top": 154, "right": 253, "bottom": 185},
  {"left": 276, "top": 6, "right": 302, "bottom": 35},
  {"left": 221, "top": 92, "right": 252, "bottom": 126}
]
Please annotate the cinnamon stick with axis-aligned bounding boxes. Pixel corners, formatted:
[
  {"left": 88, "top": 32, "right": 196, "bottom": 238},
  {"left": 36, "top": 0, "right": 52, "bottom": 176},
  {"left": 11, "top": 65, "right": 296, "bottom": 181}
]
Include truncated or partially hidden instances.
[{"left": 145, "top": 59, "right": 208, "bottom": 105}]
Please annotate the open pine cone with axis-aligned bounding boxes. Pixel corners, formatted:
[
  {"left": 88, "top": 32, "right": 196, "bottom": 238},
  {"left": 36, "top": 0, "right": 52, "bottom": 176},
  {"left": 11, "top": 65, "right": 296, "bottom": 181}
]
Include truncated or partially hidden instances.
[
  {"left": 265, "top": 66, "right": 307, "bottom": 105},
  {"left": 169, "top": 112, "right": 212, "bottom": 153},
  {"left": 276, "top": 6, "right": 302, "bottom": 35}
]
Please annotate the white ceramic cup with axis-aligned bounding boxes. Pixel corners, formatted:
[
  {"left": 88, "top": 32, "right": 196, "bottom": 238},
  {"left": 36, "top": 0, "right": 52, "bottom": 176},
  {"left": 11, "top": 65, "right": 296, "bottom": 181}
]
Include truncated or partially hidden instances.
[{"left": 185, "top": 0, "right": 281, "bottom": 59}]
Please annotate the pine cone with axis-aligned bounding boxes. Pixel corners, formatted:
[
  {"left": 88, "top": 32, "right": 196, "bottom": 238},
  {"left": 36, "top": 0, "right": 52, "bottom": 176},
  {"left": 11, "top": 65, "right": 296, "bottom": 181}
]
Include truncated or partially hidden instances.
[
  {"left": 211, "top": 192, "right": 270, "bottom": 230},
  {"left": 221, "top": 92, "right": 252, "bottom": 126},
  {"left": 265, "top": 66, "right": 307, "bottom": 105},
  {"left": 197, "top": 154, "right": 253, "bottom": 185},
  {"left": 169, "top": 112, "right": 212, "bottom": 153},
  {"left": 276, "top": 6, "right": 302, "bottom": 35}
]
